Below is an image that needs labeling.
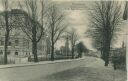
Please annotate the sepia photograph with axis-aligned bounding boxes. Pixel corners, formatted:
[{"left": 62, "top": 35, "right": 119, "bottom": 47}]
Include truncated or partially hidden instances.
[{"left": 0, "top": 0, "right": 127, "bottom": 81}]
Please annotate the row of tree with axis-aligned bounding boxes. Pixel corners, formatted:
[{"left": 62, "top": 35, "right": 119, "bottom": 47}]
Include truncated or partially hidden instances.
[{"left": 0, "top": 0, "right": 69, "bottom": 64}]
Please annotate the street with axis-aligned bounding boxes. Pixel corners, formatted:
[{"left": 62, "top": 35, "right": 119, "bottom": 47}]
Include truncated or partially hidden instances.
[{"left": 33, "top": 57, "right": 126, "bottom": 81}]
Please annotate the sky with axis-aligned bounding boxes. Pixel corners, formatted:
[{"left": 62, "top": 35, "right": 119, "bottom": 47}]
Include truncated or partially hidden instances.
[
  {"left": 54, "top": 0, "right": 128, "bottom": 50},
  {"left": 0, "top": 0, "right": 127, "bottom": 50}
]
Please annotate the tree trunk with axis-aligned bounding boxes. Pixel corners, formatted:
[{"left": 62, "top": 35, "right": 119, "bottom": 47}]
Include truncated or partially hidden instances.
[
  {"left": 104, "top": 46, "right": 110, "bottom": 66},
  {"left": 32, "top": 24, "right": 38, "bottom": 62},
  {"left": 51, "top": 27, "right": 54, "bottom": 61},
  {"left": 78, "top": 52, "right": 80, "bottom": 58},
  {"left": 71, "top": 46, "right": 74, "bottom": 59},
  {"left": 80, "top": 52, "right": 82, "bottom": 58},
  {"left": 4, "top": 31, "right": 9, "bottom": 64},
  {"left": 103, "top": 40, "right": 111, "bottom": 66},
  {"left": 4, "top": 12, "right": 9, "bottom": 64},
  {"left": 32, "top": 41, "right": 38, "bottom": 62},
  {"left": 51, "top": 42, "right": 54, "bottom": 61}
]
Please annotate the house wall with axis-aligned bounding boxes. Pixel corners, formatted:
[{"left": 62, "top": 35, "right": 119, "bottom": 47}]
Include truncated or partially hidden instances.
[{"left": 0, "top": 35, "right": 32, "bottom": 57}]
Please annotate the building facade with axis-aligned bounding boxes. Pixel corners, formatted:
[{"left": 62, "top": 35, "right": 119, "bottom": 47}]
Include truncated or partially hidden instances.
[
  {"left": 0, "top": 28, "right": 32, "bottom": 57},
  {"left": 0, "top": 9, "right": 49, "bottom": 58}
]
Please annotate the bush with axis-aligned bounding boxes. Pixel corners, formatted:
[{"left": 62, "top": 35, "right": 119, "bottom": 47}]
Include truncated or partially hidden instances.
[{"left": 112, "top": 55, "right": 126, "bottom": 70}]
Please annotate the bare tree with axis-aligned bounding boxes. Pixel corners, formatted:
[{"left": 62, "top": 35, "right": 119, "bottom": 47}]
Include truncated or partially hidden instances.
[
  {"left": 87, "top": 1, "right": 122, "bottom": 66},
  {"left": 1, "top": 0, "right": 10, "bottom": 64},
  {"left": 123, "top": 1, "right": 128, "bottom": 20},
  {"left": 69, "top": 29, "right": 78, "bottom": 59},
  {"left": 19, "top": 0, "right": 46, "bottom": 62},
  {"left": 47, "top": 4, "right": 67, "bottom": 61}
]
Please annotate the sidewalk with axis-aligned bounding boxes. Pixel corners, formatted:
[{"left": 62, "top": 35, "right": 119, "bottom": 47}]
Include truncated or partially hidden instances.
[{"left": 83, "top": 57, "right": 127, "bottom": 81}]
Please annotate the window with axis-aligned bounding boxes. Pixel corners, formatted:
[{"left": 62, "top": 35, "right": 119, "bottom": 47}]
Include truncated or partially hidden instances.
[
  {"left": 15, "top": 39, "right": 19, "bottom": 46},
  {"left": 23, "top": 39, "right": 27, "bottom": 47},
  {"left": 0, "top": 50, "right": 3, "bottom": 55},
  {"left": 15, "top": 51, "right": 18, "bottom": 55},
  {"left": 7, "top": 50, "right": 11, "bottom": 55},
  {"left": 1, "top": 41, "right": 4, "bottom": 46},
  {"left": 8, "top": 42, "right": 11, "bottom": 46}
]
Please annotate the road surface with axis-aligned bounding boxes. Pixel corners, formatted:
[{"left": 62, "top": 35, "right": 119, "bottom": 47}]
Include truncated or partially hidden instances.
[{"left": 33, "top": 57, "right": 126, "bottom": 81}]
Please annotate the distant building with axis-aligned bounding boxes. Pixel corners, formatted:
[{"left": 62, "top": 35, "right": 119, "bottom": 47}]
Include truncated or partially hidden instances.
[
  {"left": 41, "top": 35, "right": 51, "bottom": 55},
  {"left": 64, "top": 36, "right": 70, "bottom": 56},
  {"left": 110, "top": 41, "right": 126, "bottom": 57}
]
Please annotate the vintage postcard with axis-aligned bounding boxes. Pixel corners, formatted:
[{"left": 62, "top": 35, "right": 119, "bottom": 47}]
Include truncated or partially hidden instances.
[{"left": 0, "top": 0, "right": 127, "bottom": 81}]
